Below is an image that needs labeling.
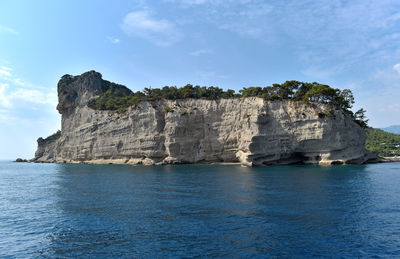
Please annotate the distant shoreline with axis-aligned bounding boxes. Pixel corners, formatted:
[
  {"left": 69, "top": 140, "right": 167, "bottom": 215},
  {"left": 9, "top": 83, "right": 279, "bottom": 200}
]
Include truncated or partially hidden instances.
[{"left": 382, "top": 157, "right": 400, "bottom": 163}]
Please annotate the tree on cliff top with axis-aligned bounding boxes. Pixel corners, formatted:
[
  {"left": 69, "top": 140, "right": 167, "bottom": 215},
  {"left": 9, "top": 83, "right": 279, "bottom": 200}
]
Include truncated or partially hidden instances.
[{"left": 86, "top": 79, "right": 367, "bottom": 127}]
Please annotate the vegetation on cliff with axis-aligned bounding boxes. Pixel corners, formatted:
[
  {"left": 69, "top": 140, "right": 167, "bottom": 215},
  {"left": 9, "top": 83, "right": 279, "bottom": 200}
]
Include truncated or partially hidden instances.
[
  {"left": 87, "top": 80, "right": 368, "bottom": 127},
  {"left": 365, "top": 128, "right": 400, "bottom": 157},
  {"left": 39, "top": 130, "right": 61, "bottom": 143}
]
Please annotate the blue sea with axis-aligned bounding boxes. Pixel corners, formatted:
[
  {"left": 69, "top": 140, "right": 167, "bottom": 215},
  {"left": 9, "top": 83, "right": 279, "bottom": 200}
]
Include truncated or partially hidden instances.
[{"left": 1, "top": 161, "right": 400, "bottom": 258}]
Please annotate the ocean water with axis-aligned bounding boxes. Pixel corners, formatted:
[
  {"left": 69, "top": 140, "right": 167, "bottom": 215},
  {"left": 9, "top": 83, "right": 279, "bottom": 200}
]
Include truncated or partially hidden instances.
[{"left": 1, "top": 162, "right": 400, "bottom": 258}]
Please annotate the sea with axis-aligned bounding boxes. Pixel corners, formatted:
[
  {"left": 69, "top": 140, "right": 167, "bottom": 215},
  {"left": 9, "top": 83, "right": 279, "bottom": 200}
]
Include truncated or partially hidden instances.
[{"left": 1, "top": 161, "right": 400, "bottom": 258}]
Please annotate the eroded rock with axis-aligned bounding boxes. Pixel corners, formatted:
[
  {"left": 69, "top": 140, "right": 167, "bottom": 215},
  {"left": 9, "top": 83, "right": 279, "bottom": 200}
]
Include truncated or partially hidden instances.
[{"left": 33, "top": 71, "right": 374, "bottom": 166}]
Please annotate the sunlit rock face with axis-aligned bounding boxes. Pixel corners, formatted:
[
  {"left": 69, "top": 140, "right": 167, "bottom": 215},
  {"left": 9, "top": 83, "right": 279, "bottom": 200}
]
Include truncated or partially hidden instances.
[{"left": 33, "top": 71, "right": 373, "bottom": 166}]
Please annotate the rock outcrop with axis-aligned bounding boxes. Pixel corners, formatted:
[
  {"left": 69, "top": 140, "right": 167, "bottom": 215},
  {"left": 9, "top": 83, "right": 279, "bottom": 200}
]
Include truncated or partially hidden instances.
[{"left": 33, "top": 71, "right": 374, "bottom": 166}]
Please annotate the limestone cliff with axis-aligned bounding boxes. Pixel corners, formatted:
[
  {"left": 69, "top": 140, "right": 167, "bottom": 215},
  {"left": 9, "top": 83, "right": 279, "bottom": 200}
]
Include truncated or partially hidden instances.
[{"left": 33, "top": 71, "right": 375, "bottom": 166}]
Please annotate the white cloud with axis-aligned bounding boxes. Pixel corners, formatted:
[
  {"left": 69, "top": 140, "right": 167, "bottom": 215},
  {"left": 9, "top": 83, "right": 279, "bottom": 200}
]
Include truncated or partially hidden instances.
[
  {"left": 269, "top": 1, "right": 400, "bottom": 77},
  {"left": 108, "top": 37, "right": 120, "bottom": 44},
  {"left": 121, "top": 10, "right": 182, "bottom": 46},
  {"left": 180, "top": 0, "right": 208, "bottom": 4},
  {"left": 10, "top": 88, "right": 57, "bottom": 106},
  {"left": 301, "top": 67, "right": 336, "bottom": 79},
  {"left": 0, "top": 85, "right": 57, "bottom": 108},
  {"left": 12, "top": 77, "right": 34, "bottom": 88},
  {"left": 238, "top": 3, "right": 273, "bottom": 17},
  {"left": 190, "top": 49, "right": 212, "bottom": 56},
  {"left": 347, "top": 65, "right": 400, "bottom": 127},
  {"left": 166, "top": 0, "right": 254, "bottom": 7},
  {"left": 0, "top": 66, "right": 57, "bottom": 108},
  {"left": 0, "top": 66, "right": 47, "bottom": 89},
  {"left": 165, "top": 0, "right": 210, "bottom": 6},
  {"left": 0, "top": 66, "right": 60, "bottom": 159},
  {"left": 0, "top": 84, "right": 11, "bottom": 107},
  {"left": 195, "top": 70, "right": 227, "bottom": 80},
  {"left": 219, "top": 23, "right": 263, "bottom": 38},
  {"left": 380, "top": 103, "right": 400, "bottom": 113},
  {"left": 0, "top": 25, "right": 18, "bottom": 35},
  {"left": 167, "top": 0, "right": 400, "bottom": 79},
  {"left": 0, "top": 66, "right": 12, "bottom": 78},
  {"left": 393, "top": 63, "right": 400, "bottom": 74}
]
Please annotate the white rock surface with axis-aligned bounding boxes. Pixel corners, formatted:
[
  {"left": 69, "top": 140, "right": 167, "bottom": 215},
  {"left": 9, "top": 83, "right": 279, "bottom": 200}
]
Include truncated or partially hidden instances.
[{"left": 33, "top": 71, "right": 373, "bottom": 166}]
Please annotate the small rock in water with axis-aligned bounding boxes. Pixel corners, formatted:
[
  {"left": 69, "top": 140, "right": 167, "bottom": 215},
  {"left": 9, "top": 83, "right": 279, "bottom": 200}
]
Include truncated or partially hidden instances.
[{"left": 15, "top": 158, "right": 28, "bottom": 162}]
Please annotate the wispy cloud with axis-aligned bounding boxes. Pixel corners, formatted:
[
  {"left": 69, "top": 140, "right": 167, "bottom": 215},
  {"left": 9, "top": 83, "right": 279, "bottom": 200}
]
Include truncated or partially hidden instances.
[
  {"left": 121, "top": 10, "right": 182, "bottom": 46},
  {"left": 0, "top": 66, "right": 57, "bottom": 109},
  {"left": 107, "top": 36, "right": 120, "bottom": 44},
  {"left": 393, "top": 63, "right": 400, "bottom": 74},
  {"left": 165, "top": 0, "right": 400, "bottom": 126},
  {"left": 0, "top": 66, "right": 12, "bottom": 78},
  {"left": 190, "top": 49, "right": 212, "bottom": 56},
  {"left": 271, "top": 1, "right": 400, "bottom": 78},
  {"left": 165, "top": 0, "right": 210, "bottom": 7},
  {"left": 345, "top": 64, "right": 400, "bottom": 126},
  {"left": 167, "top": 0, "right": 273, "bottom": 38},
  {"left": 301, "top": 67, "right": 337, "bottom": 79},
  {"left": 0, "top": 84, "right": 57, "bottom": 108},
  {"left": 0, "top": 25, "right": 18, "bottom": 35},
  {"left": 0, "top": 66, "right": 45, "bottom": 89},
  {"left": 238, "top": 3, "right": 273, "bottom": 17},
  {"left": 10, "top": 88, "right": 57, "bottom": 106},
  {"left": 167, "top": 0, "right": 400, "bottom": 80},
  {"left": 12, "top": 77, "right": 35, "bottom": 88},
  {"left": 195, "top": 70, "right": 227, "bottom": 80},
  {"left": 0, "top": 84, "right": 11, "bottom": 107},
  {"left": 0, "top": 65, "right": 60, "bottom": 159}
]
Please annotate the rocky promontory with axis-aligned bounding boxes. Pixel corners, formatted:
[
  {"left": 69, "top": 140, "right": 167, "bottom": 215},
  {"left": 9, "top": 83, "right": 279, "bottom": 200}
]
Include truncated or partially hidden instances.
[{"left": 33, "top": 71, "right": 376, "bottom": 166}]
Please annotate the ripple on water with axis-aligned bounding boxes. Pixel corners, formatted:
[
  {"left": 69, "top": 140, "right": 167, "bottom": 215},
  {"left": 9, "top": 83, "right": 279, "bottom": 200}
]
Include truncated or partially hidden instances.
[{"left": 0, "top": 162, "right": 400, "bottom": 257}]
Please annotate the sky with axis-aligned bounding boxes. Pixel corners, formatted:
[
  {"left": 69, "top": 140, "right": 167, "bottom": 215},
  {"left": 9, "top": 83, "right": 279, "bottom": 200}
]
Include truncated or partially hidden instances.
[{"left": 1, "top": 0, "right": 400, "bottom": 159}]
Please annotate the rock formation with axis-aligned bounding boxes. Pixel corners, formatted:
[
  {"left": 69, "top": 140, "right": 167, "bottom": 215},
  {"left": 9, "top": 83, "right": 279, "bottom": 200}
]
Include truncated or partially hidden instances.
[{"left": 33, "top": 71, "right": 375, "bottom": 166}]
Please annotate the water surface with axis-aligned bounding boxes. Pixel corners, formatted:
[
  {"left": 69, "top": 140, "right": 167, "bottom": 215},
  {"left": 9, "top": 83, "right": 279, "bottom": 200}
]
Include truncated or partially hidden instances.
[{"left": 1, "top": 161, "right": 400, "bottom": 258}]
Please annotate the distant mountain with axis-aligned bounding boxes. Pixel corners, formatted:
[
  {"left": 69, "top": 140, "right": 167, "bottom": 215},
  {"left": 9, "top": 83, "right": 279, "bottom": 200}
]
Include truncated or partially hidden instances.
[{"left": 381, "top": 125, "right": 400, "bottom": 134}]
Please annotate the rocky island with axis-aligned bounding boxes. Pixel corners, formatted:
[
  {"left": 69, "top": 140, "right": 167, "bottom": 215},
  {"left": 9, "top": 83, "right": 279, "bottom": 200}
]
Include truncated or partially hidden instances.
[{"left": 33, "top": 71, "right": 376, "bottom": 166}]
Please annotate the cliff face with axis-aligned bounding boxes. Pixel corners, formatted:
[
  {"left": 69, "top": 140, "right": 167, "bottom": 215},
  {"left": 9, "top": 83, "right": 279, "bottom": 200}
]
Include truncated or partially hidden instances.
[{"left": 33, "top": 71, "right": 373, "bottom": 166}]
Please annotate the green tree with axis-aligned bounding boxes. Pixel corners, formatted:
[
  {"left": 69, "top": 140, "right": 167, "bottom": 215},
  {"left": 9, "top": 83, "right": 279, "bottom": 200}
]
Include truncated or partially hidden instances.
[
  {"left": 87, "top": 79, "right": 368, "bottom": 128},
  {"left": 221, "top": 89, "right": 235, "bottom": 98},
  {"left": 239, "top": 87, "right": 263, "bottom": 97},
  {"left": 277, "top": 80, "right": 301, "bottom": 99},
  {"left": 353, "top": 108, "right": 369, "bottom": 128},
  {"left": 293, "top": 82, "right": 315, "bottom": 101},
  {"left": 303, "top": 84, "right": 339, "bottom": 103},
  {"left": 334, "top": 89, "right": 354, "bottom": 110}
]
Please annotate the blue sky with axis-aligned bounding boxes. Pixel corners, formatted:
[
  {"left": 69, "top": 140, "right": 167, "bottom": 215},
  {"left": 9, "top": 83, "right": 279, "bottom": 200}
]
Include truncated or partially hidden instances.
[{"left": 1, "top": 0, "right": 400, "bottom": 159}]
